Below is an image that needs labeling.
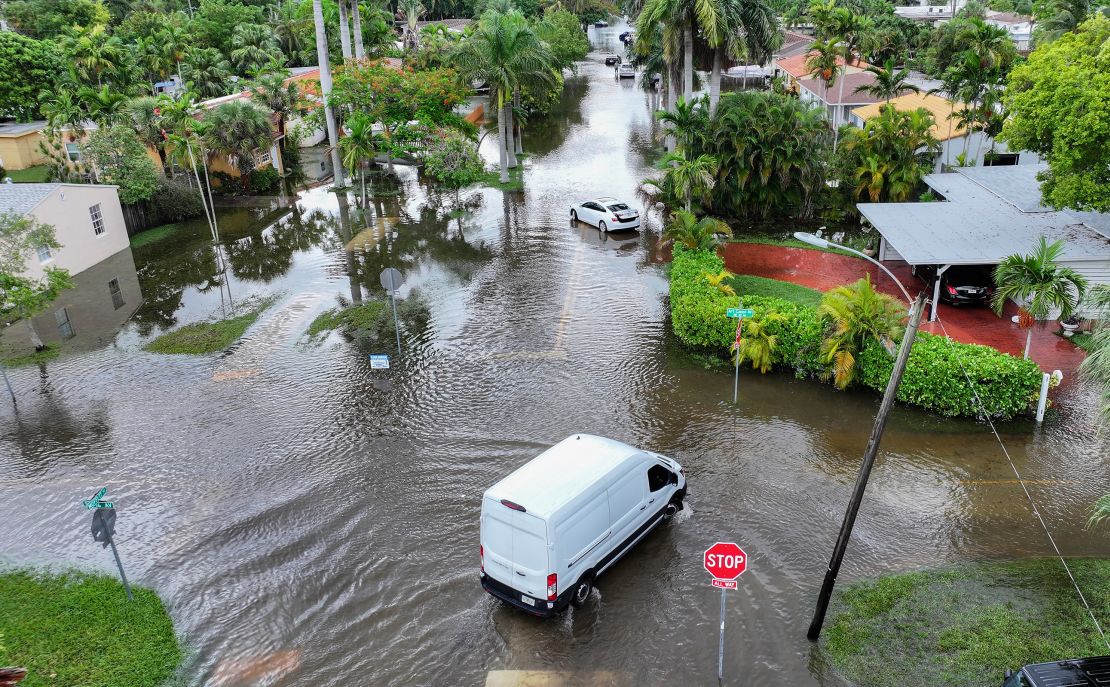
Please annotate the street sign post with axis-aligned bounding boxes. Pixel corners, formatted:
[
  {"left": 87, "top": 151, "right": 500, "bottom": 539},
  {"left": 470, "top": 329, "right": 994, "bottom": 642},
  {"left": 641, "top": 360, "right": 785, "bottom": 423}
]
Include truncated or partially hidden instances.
[
  {"left": 83, "top": 488, "right": 132, "bottom": 601},
  {"left": 379, "top": 268, "right": 404, "bottom": 356},
  {"left": 726, "top": 308, "right": 754, "bottom": 319},
  {"left": 704, "top": 542, "right": 749, "bottom": 686},
  {"left": 727, "top": 302, "right": 754, "bottom": 404}
]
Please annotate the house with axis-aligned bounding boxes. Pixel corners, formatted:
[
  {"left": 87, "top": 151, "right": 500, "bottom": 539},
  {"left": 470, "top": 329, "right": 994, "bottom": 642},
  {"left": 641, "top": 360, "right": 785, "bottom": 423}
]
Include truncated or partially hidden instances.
[
  {"left": 985, "top": 10, "right": 1035, "bottom": 51},
  {"left": 858, "top": 164, "right": 1110, "bottom": 320},
  {"left": 0, "top": 121, "right": 49, "bottom": 171},
  {"left": 769, "top": 31, "right": 814, "bottom": 80},
  {"left": 849, "top": 91, "right": 1039, "bottom": 171},
  {"left": 0, "top": 183, "right": 130, "bottom": 280},
  {"left": 796, "top": 70, "right": 882, "bottom": 130},
  {"left": 773, "top": 52, "right": 871, "bottom": 94},
  {"left": 894, "top": 3, "right": 959, "bottom": 25},
  {"left": 0, "top": 183, "right": 141, "bottom": 353}
]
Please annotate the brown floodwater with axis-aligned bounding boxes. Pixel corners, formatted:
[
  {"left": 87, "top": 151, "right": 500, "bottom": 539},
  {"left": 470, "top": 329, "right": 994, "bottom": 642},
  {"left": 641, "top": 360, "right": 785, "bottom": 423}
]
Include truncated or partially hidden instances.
[{"left": 1, "top": 20, "right": 1108, "bottom": 687}]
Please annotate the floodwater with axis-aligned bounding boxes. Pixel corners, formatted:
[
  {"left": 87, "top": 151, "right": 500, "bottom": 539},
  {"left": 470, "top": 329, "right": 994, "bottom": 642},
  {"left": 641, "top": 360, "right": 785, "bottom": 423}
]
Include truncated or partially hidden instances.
[{"left": 3, "top": 21, "right": 1110, "bottom": 687}]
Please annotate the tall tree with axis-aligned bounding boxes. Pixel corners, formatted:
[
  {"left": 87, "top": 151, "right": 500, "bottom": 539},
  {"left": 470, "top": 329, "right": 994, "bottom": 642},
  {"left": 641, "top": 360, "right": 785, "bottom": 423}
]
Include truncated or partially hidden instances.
[
  {"left": 352, "top": 0, "right": 367, "bottom": 59},
  {"left": 0, "top": 33, "right": 63, "bottom": 122},
  {"left": 182, "top": 47, "right": 233, "bottom": 98},
  {"left": 338, "top": 0, "right": 354, "bottom": 59},
  {"left": 1002, "top": 16, "right": 1110, "bottom": 211},
  {"left": 854, "top": 58, "right": 920, "bottom": 102},
  {"left": 992, "top": 237, "right": 1088, "bottom": 358},
  {"left": 840, "top": 104, "right": 939, "bottom": 202},
  {"left": 313, "top": 0, "right": 346, "bottom": 187},
  {"left": 202, "top": 101, "right": 274, "bottom": 191},
  {"left": 230, "top": 24, "right": 284, "bottom": 76},
  {"left": 707, "top": 0, "right": 782, "bottom": 115},
  {"left": 251, "top": 72, "right": 302, "bottom": 139}
]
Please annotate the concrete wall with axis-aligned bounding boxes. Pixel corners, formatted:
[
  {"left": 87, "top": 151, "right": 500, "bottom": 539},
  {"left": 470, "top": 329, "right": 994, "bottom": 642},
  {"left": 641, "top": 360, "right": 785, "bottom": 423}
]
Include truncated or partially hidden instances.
[
  {"left": 0, "top": 132, "right": 50, "bottom": 170},
  {"left": 24, "top": 185, "right": 130, "bottom": 280}
]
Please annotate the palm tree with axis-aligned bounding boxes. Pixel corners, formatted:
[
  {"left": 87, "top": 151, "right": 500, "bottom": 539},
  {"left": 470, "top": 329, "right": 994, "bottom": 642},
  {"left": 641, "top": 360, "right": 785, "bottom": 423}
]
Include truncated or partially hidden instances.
[
  {"left": 271, "top": 0, "right": 311, "bottom": 63},
  {"left": 313, "top": 0, "right": 346, "bottom": 188},
  {"left": 339, "top": 114, "right": 378, "bottom": 204},
  {"left": 77, "top": 86, "right": 129, "bottom": 126},
  {"left": 805, "top": 39, "right": 843, "bottom": 129},
  {"left": 656, "top": 96, "right": 706, "bottom": 152},
  {"left": 40, "top": 91, "right": 86, "bottom": 138},
  {"left": 64, "top": 24, "right": 126, "bottom": 88},
  {"left": 637, "top": 0, "right": 728, "bottom": 103},
  {"left": 842, "top": 104, "right": 938, "bottom": 202},
  {"left": 125, "top": 97, "right": 169, "bottom": 172},
  {"left": 732, "top": 312, "right": 786, "bottom": 373},
  {"left": 182, "top": 47, "right": 233, "bottom": 98},
  {"left": 452, "top": 10, "right": 556, "bottom": 183},
  {"left": 1079, "top": 285, "right": 1110, "bottom": 423},
  {"left": 203, "top": 101, "right": 274, "bottom": 191},
  {"left": 251, "top": 72, "right": 301, "bottom": 138},
  {"left": 231, "top": 24, "right": 285, "bottom": 76},
  {"left": 707, "top": 0, "right": 782, "bottom": 115},
  {"left": 992, "top": 237, "right": 1088, "bottom": 359},
  {"left": 818, "top": 275, "right": 905, "bottom": 389},
  {"left": 855, "top": 59, "right": 921, "bottom": 103},
  {"left": 660, "top": 151, "right": 718, "bottom": 212},
  {"left": 662, "top": 209, "right": 729, "bottom": 250},
  {"left": 338, "top": 0, "right": 354, "bottom": 60},
  {"left": 351, "top": 0, "right": 367, "bottom": 60},
  {"left": 399, "top": 0, "right": 426, "bottom": 52},
  {"left": 159, "top": 23, "right": 190, "bottom": 84}
]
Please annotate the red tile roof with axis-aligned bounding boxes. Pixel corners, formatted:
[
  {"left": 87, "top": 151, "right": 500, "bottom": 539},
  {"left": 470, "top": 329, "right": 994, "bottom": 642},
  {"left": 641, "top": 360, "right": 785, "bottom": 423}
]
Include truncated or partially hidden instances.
[
  {"left": 777, "top": 51, "right": 868, "bottom": 80},
  {"left": 797, "top": 71, "right": 883, "bottom": 105}
]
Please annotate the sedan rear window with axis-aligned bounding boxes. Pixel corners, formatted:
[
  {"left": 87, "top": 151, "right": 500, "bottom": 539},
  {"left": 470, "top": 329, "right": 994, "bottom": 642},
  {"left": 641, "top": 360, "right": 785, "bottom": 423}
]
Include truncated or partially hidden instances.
[{"left": 607, "top": 204, "right": 630, "bottom": 211}]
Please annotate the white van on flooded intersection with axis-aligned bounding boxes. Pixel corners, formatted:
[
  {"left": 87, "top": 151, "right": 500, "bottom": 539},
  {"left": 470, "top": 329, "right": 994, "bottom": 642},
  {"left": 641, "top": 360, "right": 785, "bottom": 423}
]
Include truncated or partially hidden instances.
[{"left": 479, "top": 434, "right": 688, "bottom": 617}]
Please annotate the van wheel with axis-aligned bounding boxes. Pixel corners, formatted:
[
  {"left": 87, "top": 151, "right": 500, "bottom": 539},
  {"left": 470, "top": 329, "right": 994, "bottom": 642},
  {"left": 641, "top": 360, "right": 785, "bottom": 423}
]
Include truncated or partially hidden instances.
[
  {"left": 571, "top": 575, "right": 593, "bottom": 607},
  {"left": 663, "top": 501, "right": 680, "bottom": 520}
]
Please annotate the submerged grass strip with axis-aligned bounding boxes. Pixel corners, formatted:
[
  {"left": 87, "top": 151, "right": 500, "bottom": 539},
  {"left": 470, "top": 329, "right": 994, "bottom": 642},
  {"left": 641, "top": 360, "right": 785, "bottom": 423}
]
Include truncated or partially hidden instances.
[
  {"left": 1, "top": 344, "right": 61, "bottom": 367},
  {"left": 822, "top": 559, "right": 1110, "bottom": 687},
  {"left": 145, "top": 298, "right": 275, "bottom": 355},
  {"left": 308, "top": 300, "right": 388, "bottom": 337},
  {"left": 130, "top": 222, "right": 184, "bottom": 249},
  {"left": 0, "top": 569, "right": 182, "bottom": 687}
]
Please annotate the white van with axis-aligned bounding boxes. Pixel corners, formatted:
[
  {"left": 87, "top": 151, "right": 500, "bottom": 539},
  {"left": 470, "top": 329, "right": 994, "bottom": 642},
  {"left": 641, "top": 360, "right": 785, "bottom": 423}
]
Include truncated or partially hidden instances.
[{"left": 479, "top": 434, "right": 687, "bottom": 617}]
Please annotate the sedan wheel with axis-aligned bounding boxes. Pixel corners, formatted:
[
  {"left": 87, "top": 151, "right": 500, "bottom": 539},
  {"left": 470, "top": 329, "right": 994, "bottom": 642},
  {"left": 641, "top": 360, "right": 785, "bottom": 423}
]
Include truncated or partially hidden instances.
[
  {"left": 570, "top": 209, "right": 578, "bottom": 221},
  {"left": 599, "top": 220, "right": 608, "bottom": 233}
]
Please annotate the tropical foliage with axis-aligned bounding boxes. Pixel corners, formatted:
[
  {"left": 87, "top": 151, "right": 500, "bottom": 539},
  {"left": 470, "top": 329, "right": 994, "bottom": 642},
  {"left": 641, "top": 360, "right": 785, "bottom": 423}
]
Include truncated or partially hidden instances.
[
  {"left": 0, "top": 212, "right": 74, "bottom": 351},
  {"left": 662, "top": 210, "right": 729, "bottom": 250},
  {"left": 202, "top": 101, "right": 274, "bottom": 190},
  {"left": 818, "top": 275, "right": 905, "bottom": 389},
  {"left": 1079, "top": 285, "right": 1110, "bottom": 425},
  {"left": 81, "top": 127, "right": 162, "bottom": 204},
  {"left": 1003, "top": 16, "right": 1110, "bottom": 212},
  {"left": 838, "top": 104, "right": 940, "bottom": 202}
]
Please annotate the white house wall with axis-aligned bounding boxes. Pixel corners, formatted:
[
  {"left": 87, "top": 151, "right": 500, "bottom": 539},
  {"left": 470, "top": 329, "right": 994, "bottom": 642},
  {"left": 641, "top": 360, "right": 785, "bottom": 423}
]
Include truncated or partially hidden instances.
[{"left": 24, "top": 185, "right": 129, "bottom": 281}]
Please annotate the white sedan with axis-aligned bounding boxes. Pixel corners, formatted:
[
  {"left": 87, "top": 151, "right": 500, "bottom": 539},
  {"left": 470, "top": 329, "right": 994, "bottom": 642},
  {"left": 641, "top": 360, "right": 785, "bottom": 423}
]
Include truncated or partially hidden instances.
[{"left": 570, "top": 197, "right": 641, "bottom": 232}]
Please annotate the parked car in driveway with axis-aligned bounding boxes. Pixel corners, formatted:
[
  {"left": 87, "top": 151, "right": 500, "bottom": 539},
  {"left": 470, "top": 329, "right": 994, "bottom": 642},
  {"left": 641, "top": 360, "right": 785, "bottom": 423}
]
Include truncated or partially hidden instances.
[
  {"left": 479, "top": 434, "right": 687, "bottom": 617},
  {"left": 604, "top": 54, "right": 621, "bottom": 66},
  {"left": 571, "top": 197, "right": 641, "bottom": 231},
  {"left": 912, "top": 264, "right": 995, "bottom": 306},
  {"left": 617, "top": 63, "right": 635, "bottom": 79},
  {"left": 1003, "top": 655, "right": 1110, "bottom": 686}
]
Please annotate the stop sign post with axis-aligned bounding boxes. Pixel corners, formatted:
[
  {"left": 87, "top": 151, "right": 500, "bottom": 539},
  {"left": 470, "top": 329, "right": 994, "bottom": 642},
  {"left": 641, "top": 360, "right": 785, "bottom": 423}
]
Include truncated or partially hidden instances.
[{"left": 704, "top": 542, "right": 748, "bottom": 685}]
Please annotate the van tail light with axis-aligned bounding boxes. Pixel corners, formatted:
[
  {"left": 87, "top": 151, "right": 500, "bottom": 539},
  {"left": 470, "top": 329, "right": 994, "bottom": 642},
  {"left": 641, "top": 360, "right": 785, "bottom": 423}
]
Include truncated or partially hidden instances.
[
  {"left": 547, "top": 573, "right": 558, "bottom": 600},
  {"left": 946, "top": 284, "right": 958, "bottom": 295},
  {"left": 480, "top": 545, "right": 484, "bottom": 573}
]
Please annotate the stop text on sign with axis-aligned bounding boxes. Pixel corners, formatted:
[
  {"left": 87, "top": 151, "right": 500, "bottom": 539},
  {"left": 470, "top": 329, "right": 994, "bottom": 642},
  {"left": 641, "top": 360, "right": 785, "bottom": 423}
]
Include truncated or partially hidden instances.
[{"left": 704, "top": 541, "right": 748, "bottom": 584}]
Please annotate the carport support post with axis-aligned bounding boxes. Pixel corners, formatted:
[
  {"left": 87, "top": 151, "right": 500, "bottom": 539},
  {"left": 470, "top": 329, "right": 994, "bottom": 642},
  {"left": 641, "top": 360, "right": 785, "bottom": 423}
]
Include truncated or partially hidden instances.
[
  {"left": 807, "top": 293, "right": 926, "bottom": 641},
  {"left": 930, "top": 265, "right": 951, "bottom": 322}
]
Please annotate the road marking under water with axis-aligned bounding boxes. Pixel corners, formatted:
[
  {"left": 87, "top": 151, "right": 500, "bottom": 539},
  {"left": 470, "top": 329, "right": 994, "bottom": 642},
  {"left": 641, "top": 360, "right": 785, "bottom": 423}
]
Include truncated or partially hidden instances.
[{"left": 958, "top": 479, "right": 1078, "bottom": 485}]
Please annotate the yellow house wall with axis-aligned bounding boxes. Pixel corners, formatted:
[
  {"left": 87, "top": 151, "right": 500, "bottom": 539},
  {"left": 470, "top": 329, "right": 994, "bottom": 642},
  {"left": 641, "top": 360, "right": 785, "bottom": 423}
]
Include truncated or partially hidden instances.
[{"left": 0, "top": 132, "right": 50, "bottom": 170}]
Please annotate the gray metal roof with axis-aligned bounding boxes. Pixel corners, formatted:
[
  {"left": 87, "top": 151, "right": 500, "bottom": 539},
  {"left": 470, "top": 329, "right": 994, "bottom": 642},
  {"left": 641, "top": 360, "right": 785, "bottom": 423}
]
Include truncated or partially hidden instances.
[
  {"left": 858, "top": 164, "right": 1110, "bottom": 265},
  {"left": 0, "top": 121, "right": 47, "bottom": 137},
  {"left": 0, "top": 183, "right": 60, "bottom": 215}
]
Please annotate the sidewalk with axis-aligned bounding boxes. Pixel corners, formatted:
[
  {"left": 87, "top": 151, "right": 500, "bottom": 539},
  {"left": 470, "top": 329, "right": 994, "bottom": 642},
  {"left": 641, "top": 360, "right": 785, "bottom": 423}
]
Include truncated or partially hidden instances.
[{"left": 719, "top": 242, "right": 1086, "bottom": 377}]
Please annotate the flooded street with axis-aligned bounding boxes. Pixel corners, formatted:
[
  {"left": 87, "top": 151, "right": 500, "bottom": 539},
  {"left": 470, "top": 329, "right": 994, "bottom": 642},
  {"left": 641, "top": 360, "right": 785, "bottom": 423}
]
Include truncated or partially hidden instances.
[{"left": 3, "top": 23, "right": 1110, "bottom": 686}]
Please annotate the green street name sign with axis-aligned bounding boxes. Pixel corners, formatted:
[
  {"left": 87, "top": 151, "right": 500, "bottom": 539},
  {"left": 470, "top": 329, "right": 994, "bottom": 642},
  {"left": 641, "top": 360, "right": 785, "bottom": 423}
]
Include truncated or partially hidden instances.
[
  {"left": 82, "top": 487, "right": 114, "bottom": 510},
  {"left": 726, "top": 308, "right": 755, "bottom": 319}
]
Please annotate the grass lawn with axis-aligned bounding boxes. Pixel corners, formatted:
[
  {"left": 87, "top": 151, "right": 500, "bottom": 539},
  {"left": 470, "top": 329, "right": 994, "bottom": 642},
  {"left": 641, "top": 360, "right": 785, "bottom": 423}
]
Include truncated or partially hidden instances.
[
  {"left": 5, "top": 165, "right": 50, "bottom": 183},
  {"left": 131, "top": 223, "right": 184, "bottom": 249},
  {"left": 727, "top": 233, "right": 863, "bottom": 258},
  {"left": 0, "top": 569, "right": 181, "bottom": 687},
  {"left": 475, "top": 164, "right": 525, "bottom": 193},
  {"left": 308, "top": 300, "right": 388, "bottom": 337},
  {"left": 144, "top": 299, "right": 274, "bottom": 354},
  {"left": 1, "top": 344, "right": 61, "bottom": 367},
  {"left": 822, "top": 558, "right": 1110, "bottom": 687},
  {"left": 725, "top": 274, "right": 823, "bottom": 308}
]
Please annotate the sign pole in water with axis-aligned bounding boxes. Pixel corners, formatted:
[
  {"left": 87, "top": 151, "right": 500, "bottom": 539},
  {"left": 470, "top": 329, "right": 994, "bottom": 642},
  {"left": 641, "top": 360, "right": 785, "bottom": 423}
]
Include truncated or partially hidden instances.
[
  {"left": 85, "top": 488, "right": 132, "bottom": 601},
  {"left": 726, "top": 302, "right": 753, "bottom": 405},
  {"left": 379, "top": 268, "right": 405, "bottom": 356},
  {"left": 0, "top": 361, "right": 15, "bottom": 406},
  {"left": 704, "top": 542, "right": 748, "bottom": 685}
]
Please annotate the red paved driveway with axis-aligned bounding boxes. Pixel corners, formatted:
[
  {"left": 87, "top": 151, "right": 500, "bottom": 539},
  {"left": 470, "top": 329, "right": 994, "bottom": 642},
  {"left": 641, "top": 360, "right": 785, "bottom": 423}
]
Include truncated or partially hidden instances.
[{"left": 720, "top": 242, "right": 1086, "bottom": 377}]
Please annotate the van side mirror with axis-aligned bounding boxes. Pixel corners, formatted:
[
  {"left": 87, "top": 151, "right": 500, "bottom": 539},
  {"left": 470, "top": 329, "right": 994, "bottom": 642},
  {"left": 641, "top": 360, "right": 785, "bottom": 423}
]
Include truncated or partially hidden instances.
[{"left": 670, "top": 472, "right": 679, "bottom": 485}]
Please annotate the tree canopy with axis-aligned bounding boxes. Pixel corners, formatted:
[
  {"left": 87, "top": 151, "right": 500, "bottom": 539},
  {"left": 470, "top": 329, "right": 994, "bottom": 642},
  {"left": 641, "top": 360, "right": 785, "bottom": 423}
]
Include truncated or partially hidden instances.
[
  {"left": 1002, "top": 16, "right": 1110, "bottom": 211},
  {"left": 0, "top": 33, "right": 63, "bottom": 122}
]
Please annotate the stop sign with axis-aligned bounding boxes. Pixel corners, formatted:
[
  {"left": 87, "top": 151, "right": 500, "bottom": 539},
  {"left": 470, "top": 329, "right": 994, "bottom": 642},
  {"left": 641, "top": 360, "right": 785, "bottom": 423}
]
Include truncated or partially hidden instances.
[{"left": 704, "top": 542, "right": 748, "bottom": 580}]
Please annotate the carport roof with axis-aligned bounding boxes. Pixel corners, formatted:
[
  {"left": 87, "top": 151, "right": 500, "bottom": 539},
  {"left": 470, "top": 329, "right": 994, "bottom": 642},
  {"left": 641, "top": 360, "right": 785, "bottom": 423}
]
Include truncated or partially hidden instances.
[{"left": 857, "top": 165, "right": 1110, "bottom": 265}]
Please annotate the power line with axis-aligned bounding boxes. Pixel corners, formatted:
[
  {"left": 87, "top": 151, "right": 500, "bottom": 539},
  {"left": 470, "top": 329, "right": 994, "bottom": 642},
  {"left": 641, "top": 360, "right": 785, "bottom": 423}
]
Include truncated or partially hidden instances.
[{"left": 931, "top": 313, "right": 1110, "bottom": 651}]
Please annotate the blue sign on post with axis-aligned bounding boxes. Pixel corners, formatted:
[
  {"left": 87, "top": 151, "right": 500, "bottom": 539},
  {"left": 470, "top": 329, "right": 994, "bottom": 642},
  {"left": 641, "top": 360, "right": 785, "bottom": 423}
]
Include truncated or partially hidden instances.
[
  {"left": 369, "top": 354, "right": 390, "bottom": 370},
  {"left": 726, "top": 308, "right": 755, "bottom": 319}
]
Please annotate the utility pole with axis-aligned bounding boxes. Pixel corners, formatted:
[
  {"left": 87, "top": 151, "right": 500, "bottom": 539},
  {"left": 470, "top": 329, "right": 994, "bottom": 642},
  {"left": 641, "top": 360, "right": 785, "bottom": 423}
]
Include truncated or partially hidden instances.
[
  {"left": 807, "top": 292, "right": 926, "bottom": 640},
  {"left": 0, "top": 362, "right": 15, "bottom": 406}
]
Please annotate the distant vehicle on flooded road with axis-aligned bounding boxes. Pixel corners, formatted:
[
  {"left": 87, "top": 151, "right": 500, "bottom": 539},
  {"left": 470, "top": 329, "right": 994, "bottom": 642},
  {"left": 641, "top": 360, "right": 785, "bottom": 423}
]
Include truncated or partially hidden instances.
[
  {"left": 479, "top": 435, "right": 687, "bottom": 617},
  {"left": 571, "top": 197, "right": 641, "bottom": 232}
]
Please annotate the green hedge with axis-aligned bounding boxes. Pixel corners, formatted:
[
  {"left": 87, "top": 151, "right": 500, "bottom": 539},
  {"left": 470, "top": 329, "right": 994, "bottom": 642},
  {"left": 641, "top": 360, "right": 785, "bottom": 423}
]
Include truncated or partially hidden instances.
[{"left": 669, "top": 246, "right": 1043, "bottom": 419}]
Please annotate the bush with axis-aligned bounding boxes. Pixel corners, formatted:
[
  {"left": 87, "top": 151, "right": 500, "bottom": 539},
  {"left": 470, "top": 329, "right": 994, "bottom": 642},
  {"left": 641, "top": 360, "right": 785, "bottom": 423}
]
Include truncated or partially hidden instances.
[
  {"left": 249, "top": 166, "right": 280, "bottom": 194},
  {"left": 146, "top": 178, "right": 204, "bottom": 226},
  {"left": 669, "top": 247, "right": 1042, "bottom": 419}
]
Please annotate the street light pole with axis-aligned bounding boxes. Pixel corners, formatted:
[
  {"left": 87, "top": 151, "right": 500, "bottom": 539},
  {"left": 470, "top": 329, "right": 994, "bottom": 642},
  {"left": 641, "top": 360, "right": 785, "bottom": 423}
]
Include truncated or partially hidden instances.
[
  {"left": 807, "top": 292, "right": 927, "bottom": 640},
  {"left": 793, "top": 232, "right": 913, "bottom": 305}
]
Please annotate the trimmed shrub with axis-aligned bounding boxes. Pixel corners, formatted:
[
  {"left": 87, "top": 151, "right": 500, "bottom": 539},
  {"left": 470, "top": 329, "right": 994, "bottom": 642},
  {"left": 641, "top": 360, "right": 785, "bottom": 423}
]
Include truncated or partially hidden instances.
[
  {"left": 669, "top": 247, "right": 1042, "bottom": 419},
  {"left": 146, "top": 178, "right": 204, "bottom": 226}
]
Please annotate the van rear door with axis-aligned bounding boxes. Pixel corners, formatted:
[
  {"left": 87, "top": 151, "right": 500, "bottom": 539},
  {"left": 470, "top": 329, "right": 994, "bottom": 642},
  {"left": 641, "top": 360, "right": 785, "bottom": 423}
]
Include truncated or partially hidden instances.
[{"left": 481, "top": 498, "right": 550, "bottom": 599}]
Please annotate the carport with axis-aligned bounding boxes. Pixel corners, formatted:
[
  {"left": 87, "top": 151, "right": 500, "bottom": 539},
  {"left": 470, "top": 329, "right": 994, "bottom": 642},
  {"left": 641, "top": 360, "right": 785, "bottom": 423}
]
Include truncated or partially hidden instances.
[{"left": 858, "top": 165, "right": 1110, "bottom": 322}]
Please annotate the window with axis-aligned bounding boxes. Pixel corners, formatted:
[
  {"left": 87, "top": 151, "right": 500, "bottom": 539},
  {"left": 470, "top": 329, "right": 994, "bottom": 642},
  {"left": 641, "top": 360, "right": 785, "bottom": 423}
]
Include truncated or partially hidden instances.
[
  {"left": 65, "top": 143, "right": 82, "bottom": 162},
  {"left": 90, "top": 204, "right": 105, "bottom": 236},
  {"left": 108, "top": 278, "right": 124, "bottom": 310},
  {"left": 37, "top": 245, "right": 52, "bottom": 263},
  {"left": 647, "top": 465, "right": 674, "bottom": 492},
  {"left": 54, "top": 307, "right": 74, "bottom": 339}
]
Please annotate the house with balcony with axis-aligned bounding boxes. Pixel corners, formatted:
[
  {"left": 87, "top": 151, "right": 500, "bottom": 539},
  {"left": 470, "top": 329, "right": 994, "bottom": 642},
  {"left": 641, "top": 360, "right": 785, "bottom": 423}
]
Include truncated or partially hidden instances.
[{"left": 985, "top": 10, "right": 1035, "bottom": 51}]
